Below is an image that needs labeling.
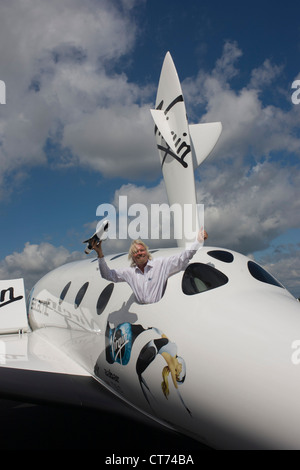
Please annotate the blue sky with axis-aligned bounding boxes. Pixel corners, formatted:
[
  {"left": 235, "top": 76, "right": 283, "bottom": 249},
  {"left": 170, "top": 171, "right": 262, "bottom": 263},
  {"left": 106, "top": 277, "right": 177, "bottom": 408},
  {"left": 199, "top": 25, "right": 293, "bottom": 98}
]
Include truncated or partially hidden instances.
[{"left": 0, "top": 0, "right": 299, "bottom": 297}]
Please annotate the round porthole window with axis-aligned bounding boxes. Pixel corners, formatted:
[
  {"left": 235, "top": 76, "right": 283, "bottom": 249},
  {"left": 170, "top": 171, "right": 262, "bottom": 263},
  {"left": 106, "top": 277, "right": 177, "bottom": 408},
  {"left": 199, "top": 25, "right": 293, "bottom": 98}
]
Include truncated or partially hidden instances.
[
  {"left": 96, "top": 283, "right": 114, "bottom": 315},
  {"left": 59, "top": 281, "right": 71, "bottom": 305},
  {"left": 74, "top": 282, "right": 89, "bottom": 309}
]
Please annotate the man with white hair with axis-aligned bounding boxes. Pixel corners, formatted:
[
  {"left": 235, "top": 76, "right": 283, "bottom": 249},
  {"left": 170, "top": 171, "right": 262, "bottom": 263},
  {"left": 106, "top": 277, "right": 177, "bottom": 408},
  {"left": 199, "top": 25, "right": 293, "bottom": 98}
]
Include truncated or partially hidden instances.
[{"left": 92, "top": 229, "right": 207, "bottom": 304}]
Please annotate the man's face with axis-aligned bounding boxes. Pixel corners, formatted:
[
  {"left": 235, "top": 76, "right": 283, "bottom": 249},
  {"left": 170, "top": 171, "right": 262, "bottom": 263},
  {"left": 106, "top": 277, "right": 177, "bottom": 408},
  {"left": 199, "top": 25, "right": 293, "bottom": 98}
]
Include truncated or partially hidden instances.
[{"left": 132, "top": 244, "right": 149, "bottom": 267}]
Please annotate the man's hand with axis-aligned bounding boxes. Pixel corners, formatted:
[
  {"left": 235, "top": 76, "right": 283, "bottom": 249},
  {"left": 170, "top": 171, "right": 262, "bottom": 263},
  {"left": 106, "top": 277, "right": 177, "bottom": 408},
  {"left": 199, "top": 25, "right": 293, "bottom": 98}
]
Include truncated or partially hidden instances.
[
  {"left": 197, "top": 228, "right": 208, "bottom": 243},
  {"left": 92, "top": 239, "right": 104, "bottom": 258}
]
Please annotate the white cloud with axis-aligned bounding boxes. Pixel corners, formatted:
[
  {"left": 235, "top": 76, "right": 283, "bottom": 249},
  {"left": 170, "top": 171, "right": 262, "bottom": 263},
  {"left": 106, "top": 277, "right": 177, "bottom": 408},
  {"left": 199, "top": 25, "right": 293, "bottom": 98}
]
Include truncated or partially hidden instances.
[
  {"left": 0, "top": 242, "right": 85, "bottom": 294},
  {"left": 260, "top": 245, "right": 300, "bottom": 298},
  {"left": 1, "top": 9, "right": 299, "bottom": 198},
  {"left": 249, "top": 59, "right": 283, "bottom": 89},
  {"left": 112, "top": 180, "right": 167, "bottom": 207},
  {"left": 194, "top": 159, "right": 300, "bottom": 254},
  {"left": 213, "top": 40, "right": 243, "bottom": 82},
  {"left": 62, "top": 103, "right": 156, "bottom": 178},
  {"left": 0, "top": 0, "right": 153, "bottom": 198},
  {"left": 183, "top": 40, "right": 300, "bottom": 162},
  {"left": 98, "top": 180, "right": 173, "bottom": 252}
]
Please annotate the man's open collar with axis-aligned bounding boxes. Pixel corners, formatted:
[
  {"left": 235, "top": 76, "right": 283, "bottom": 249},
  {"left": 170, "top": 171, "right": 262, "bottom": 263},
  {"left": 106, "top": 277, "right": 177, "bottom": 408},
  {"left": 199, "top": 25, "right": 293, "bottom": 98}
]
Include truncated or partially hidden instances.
[{"left": 134, "top": 259, "right": 153, "bottom": 273}]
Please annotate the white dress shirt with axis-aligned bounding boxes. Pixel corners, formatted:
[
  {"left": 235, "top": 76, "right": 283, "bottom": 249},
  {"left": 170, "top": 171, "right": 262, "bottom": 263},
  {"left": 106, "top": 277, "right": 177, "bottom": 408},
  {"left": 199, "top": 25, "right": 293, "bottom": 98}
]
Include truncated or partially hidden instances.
[{"left": 98, "top": 241, "right": 201, "bottom": 304}]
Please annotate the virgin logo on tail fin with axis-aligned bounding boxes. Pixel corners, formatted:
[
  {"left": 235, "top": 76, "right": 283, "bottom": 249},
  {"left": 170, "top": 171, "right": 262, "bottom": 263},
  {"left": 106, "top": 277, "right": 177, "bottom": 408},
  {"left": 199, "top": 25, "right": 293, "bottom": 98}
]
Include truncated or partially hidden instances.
[
  {"left": 150, "top": 109, "right": 178, "bottom": 155},
  {"left": 151, "top": 52, "right": 222, "bottom": 173},
  {"left": 0, "top": 279, "right": 28, "bottom": 334},
  {"left": 151, "top": 98, "right": 191, "bottom": 169},
  {"left": 0, "top": 287, "right": 23, "bottom": 308}
]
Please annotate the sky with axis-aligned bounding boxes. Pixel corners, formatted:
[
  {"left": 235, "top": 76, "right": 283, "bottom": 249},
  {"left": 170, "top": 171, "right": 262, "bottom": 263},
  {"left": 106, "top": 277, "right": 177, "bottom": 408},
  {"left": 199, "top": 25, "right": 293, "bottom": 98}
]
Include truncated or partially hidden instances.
[{"left": 0, "top": 0, "right": 299, "bottom": 298}]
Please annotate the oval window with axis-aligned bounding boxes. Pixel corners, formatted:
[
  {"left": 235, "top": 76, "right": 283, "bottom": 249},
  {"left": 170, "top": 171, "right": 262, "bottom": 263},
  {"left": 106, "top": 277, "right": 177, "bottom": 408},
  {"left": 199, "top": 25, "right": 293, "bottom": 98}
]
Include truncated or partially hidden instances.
[
  {"left": 59, "top": 281, "right": 71, "bottom": 305},
  {"left": 208, "top": 250, "right": 234, "bottom": 263},
  {"left": 247, "top": 261, "right": 283, "bottom": 288},
  {"left": 182, "top": 263, "right": 228, "bottom": 295},
  {"left": 96, "top": 283, "right": 114, "bottom": 315},
  {"left": 74, "top": 282, "right": 89, "bottom": 309}
]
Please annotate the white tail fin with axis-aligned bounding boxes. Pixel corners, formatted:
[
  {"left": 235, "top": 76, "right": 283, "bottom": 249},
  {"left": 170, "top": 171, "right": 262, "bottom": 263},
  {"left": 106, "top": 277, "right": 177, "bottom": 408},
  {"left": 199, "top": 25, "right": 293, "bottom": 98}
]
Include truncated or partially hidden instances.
[
  {"left": 150, "top": 52, "right": 222, "bottom": 246},
  {"left": 189, "top": 122, "right": 222, "bottom": 168}
]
